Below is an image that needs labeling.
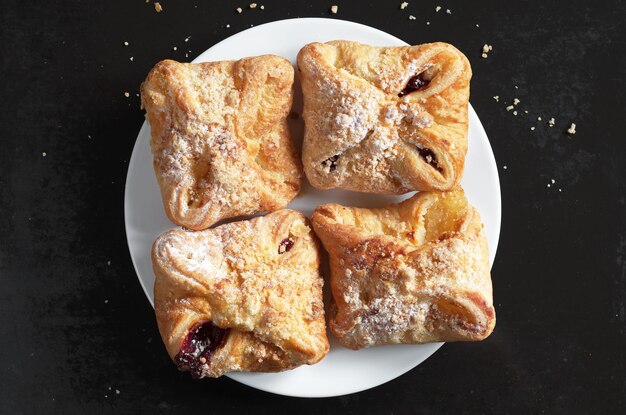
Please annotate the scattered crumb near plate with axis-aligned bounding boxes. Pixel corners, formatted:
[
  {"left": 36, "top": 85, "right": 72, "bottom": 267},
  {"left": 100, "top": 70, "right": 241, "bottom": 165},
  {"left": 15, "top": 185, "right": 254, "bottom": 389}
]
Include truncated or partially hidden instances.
[
  {"left": 503, "top": 165, "right": 508, "bottom": 169},
  {"left": 558, "top": 188, "right": 562, "bottom": 192},
  {"left": 236, "top": 7, "right": 242, "bottom": 13},
  {"left": 123, "top": 41, "right": 129, "bottom": 46},
  {"left": 330, "top": 5, "right": 338, "bottom": 14},
  {"left": 481, "top": 44, "right": 492, "bottom": 58},
  {"left": 42, "top": 152, "right": 47, "bottom": 157},
  {"left": 107, "top": 260, "right": 111, "bottom": 265},
  {"left": 476, "top": 23, "right": 480, "bottom": 27},
  {"left": 226, "top": 24, "right": 230, "bottom": 28},
  {"left": 260, "top": 5, "right": 264, "bottom": 10},
  {"left": 426, "top": 21, "right": 430, "bottom": 25},
  {"left": 567, "top": 123, "right": 577, "bottom": 135},
  {"left": 493, "top": 95, "right": 499, "bottom": 102},
  {"left": 172, "top": 46, "right": 177, "bottom": 51},
  {"left": 513, "top": 110, "right": 518, "bottom": 115},
  {"left": 547, "top": 183, "right": 551, "bottom": 188},
  {"left": 506, "top": 105, "right": 514, "bottom": 111},
  {"left": 104, "top": 299, "right": 108, "bottom": 304},
  {"left": 513, "top": 98, "right": 520, "bottom": 105},
  {"left": 185, "top": 53, "right": 188, "bottom": 58},
  {"left": 124, "top": 92, "right": 130, "bottom": 98},
  {"left": 524, "top": 110, "right": 528, "bottom": 114},
  {"left": 400, "top": 2, "right": 408, "bottom": 9},
  {"left": 184, "top": 36, "right": 191, "bottom": 42},
  {"left": 548, "top": 117, "right": 556, "bottom": 127},
  {"left": 409, "top": 15, "right": 416, "bottom": 20},
  {"left": 249, "top": 2, "right": 257, "bottom": 9},
  {"left": 130, "top": 56, "right": 134, "bottom": 61},
  {"left": 514, "top": 85, "right": 519, "bottom": 89},
  {"left": 88, "top": 135, "right": 91, "bottom": 139},
  {"left": 551, "top": 179, "right": 555, "bottom": 184},
  {"left": 446, "top": 8, "right": 451, "bottom": 14},
  {"left": 435, "top": 6, "right": 441, "bottom": 12},
  {"left": 530, "top": 126, "right": 535, "bottom": 131},
  {"left": 537, "top": 116, "right": 542, "bottom": 121},
  {"left": 115, "top": 390, "right": 120, "bottom": 395},
  {"left": 154, "top": 2, "right": 163, "bottom": 12}
]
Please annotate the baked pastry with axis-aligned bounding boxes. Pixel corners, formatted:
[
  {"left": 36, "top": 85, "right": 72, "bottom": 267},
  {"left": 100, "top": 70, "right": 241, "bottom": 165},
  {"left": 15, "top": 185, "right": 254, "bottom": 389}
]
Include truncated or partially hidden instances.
[
  {"left": 311, "top": 188, "right": 495, "bottom": 349},
  {"left": 141, "top": 56, "right": 302, "bottom": 230},
  {"left": 152, "top": 210, "right": 329, "bottom": 378},
  {"left": 298, "top": 41, "right": 471, "bottom": 194}
]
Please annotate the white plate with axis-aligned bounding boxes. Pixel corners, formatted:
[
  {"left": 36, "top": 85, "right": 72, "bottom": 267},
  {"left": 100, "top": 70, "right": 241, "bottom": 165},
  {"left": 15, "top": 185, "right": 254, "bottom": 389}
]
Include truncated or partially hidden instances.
[{"left": 125, "top": 18, "right": 501, "bottom": 398}]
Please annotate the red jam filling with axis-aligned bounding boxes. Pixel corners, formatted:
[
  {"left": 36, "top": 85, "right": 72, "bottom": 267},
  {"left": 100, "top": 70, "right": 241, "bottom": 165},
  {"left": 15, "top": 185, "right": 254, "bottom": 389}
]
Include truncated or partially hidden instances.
[{"left": 174, "top": 321, "right": 229, "bottom": 379}]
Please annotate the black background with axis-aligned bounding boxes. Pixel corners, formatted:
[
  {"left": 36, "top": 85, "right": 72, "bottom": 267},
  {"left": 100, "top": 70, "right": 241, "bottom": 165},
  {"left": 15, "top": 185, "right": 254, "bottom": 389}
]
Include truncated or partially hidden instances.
[{"left": 1, "top": 0, "right": 625, "bottom": 413}]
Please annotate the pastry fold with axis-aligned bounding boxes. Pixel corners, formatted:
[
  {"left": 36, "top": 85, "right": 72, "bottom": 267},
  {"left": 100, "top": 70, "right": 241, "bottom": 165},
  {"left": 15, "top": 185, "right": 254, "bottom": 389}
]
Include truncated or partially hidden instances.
[
  {"left": 141, "top": 56, "right": 302, "bottom": 230},
  {"left": 311, "top": 188, "right": 495, "bottom": 349},
  {"left": 152, "top": 210, "right": 329, "bottom": 378},
  {"left": 298, "top": 41, "right": 471, "bottom": 194}
]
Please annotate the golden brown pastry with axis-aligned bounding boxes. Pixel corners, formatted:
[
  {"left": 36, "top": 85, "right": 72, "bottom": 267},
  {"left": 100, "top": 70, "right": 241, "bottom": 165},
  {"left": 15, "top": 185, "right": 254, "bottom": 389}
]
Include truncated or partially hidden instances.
[
  {"left": 298, "top": 41, "right": 471, "bottom": 194},
  {"left": 141, "top": 56, "right": 302, "bottom": 230},
  {"left": 311, "top": 188, "right": 495, "bottom": 350},
  {"left": 152, "top": 210, "right": 329, "bottom": 378}
]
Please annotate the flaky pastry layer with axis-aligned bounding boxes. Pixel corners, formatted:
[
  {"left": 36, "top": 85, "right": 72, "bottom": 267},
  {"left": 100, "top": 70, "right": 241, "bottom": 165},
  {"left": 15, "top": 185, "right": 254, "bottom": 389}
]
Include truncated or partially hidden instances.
[
  {"left": 141, "top": 56, "right": 302, "bottom": 230},
  {"left": 152, "top": 210, "right": 329, "bottom": 377},
  {"left": 312, "top": 188, "right": 495, "bottom": 349},
  {"left": 298, "top": 41, "right": 471, "bottom": 194}
]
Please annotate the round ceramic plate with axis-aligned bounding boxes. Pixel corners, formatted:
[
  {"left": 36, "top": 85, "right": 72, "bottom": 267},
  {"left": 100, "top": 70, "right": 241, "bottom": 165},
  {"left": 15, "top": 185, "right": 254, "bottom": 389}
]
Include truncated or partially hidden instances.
[{"left": 125, "top": 18, "right": 501, "bottom": 398}]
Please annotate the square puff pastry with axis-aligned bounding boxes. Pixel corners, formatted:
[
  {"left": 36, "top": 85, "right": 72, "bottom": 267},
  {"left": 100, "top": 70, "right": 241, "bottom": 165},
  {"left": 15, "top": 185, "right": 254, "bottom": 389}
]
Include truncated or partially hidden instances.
[
  {"left": 298, "top": 41, "right": 471, "bottom": 194},
  {"left": 311, "top": 188, "right": 495, "bottom": 350},
  {"left": 152, "top": 210, "right": 329, "bottom": 378},
  {"left": 141, "top": 56, "right": 302, "bottom": 230}
]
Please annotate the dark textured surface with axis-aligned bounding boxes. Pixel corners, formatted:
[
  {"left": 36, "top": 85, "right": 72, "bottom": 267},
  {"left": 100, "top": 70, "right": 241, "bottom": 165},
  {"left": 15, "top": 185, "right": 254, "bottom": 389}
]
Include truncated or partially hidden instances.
[{"left": 1, "top": 0, "right": 625, "bottom": 413}]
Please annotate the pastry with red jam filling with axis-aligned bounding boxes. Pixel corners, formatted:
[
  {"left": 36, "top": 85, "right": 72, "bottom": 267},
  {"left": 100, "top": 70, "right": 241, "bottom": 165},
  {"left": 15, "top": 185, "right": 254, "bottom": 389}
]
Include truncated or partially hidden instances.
[{"left": 152, "top": 210, "right": 328, "bottom": 378}]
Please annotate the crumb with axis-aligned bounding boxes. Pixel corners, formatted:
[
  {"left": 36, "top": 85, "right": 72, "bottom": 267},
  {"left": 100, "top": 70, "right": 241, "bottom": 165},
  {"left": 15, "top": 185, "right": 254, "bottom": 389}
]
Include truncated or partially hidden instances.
[
  {"left": 107, "top": 260, "right": 111, "bottom": 265},
  {"left": 513, "top": 98, "right": 520, "bottom": 105},
  {"left": 154, "top": 2, "right": 163, "bottom": 12},
  {"left": 493, "top": 96, "right": 499, "bottom": 102},
  {"left": 185, "top": 53, "right": 188, "bottom": 58},
  {"left": 537, "top": 116, "right": 542, "bottom": 121},
  {"left": 124, "top": 92, "right": 130, "bottom": 98},
  {"left": 435, "top": 6, "right": 441, "bottom": 12},
  {"left": 503, "top": 165, "right": 507, "bottom": 169},
  {"left": 123, "top": 41, "right": 129, "bottom": 46},
  {"left": 115, "top": 390, "right": 120, "bottom": 395},
  {"left": 446, "top": 8, "right": 451, "bottom": 14},
  {"left": 184, "top": 36, "right": 191, "bottom": 42},
  {"left": 129, "top": 57, "right": 134, "bottom": 61},
  {"left": 530, "top": 126, "right": 535, "bottom": 131},
  {"left": 409, "top": 15, "right": 416, "bottom": 20},
  {"left": 558, "top": 188, "right": 562, "bottom": 192},
  {"left": 426, "top": 21, "right": 430, "bottom": 25},
  {"left": 513, "top": 110, "right": 518, "bottom": 115},
  {"left": 547, "top": 183, "right": 551, "bottom": 188},
  {"left": 330, "top": 5, "right": 338, "bottom": 13},
  {"left": 104, "top": 299, "right": 108, "bottom": 304},
  {"left": 400, "top": 2, "right": 408, "bottom": 9},
  {"left": 236, "top": 7, "right": 242, "bottom": 13},
  {"left": 249, "top": 2, "right": 257, "bottom": 8},
  {"left": 481, "top": 53, "right": 487, "bottom": 58},
  {"left": 567, "top": 123, "right": 576, "bottom": 135},
  {"left": 524, "top": 110, "right": 528, "bottom": 114},
  {"left": 260, "top": 5, "right": 264, "bottom": 9},
  {"left": 481, "top": 44, "right": 492, "bottom": 58},
  {"left": 42, "top": 152, "right": 47, "bottom": 157},
  {"left": 514, "top": 85, "right": 519, "bottom": 89},
  {"left": 548, "top": 117, "right": 555, "bottom": 127},
  {"left": 506, "top": 105, "right": 514, "bottom": 111},
  {"left": 551, "top": 179, "right": 555, "bottom": 184},
  {"left": 476, "top": 23, "right": 480, "bottom": 27},
  {"left": 172, "top": 46, "right": 177, "bottom": 51},
  {"left": 226, "top": 24, "right": 230, "bottom": 28}
]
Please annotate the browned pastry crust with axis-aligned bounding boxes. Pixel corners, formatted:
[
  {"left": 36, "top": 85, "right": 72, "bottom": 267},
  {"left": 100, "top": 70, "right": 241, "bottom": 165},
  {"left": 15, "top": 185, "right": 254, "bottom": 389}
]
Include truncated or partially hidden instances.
[
  {"left": 298, "top": 41, "right": 471, "bottom": 194},
  {"left": 311, "top": 188, "right": 495, "bottom": 349},
  {"left": 141, "top": 56, "right": 302, "bottom": 230},
  {"left": 152, "top": 210, "right": 329, "bottom": 378}
]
